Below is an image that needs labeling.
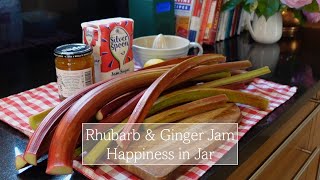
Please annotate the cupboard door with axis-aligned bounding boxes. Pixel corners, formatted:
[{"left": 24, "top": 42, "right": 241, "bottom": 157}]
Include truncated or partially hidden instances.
[
  {"left": 250, "top": 104, "right": 320, "bottom": 179},
  {"left": 228, "top": 102, "right": 317, "bottom": 180},
  {"left": 310, "top": 89, "right": 320, "bottom": 103},
  {"left": 293, "top": 147, "right": 320, "bottom": 180},
  {"left": 249, "top": 120, "right": 312, "bottom": 180},
  {"left": 308, "top": 107, "right": 320, "bottom": 151}
]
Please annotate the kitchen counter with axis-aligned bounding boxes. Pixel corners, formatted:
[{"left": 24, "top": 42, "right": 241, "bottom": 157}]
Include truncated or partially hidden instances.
[
  {"left": 1, "top": 28, "right": 320, "bottom": 179},
  {"left": 202, "top": 29, "right": 320, "bottom": 179}
]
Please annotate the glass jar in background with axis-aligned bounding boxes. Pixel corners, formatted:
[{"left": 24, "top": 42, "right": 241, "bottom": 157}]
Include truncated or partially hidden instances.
[{"left": 54, "top": 43, "right": 95, "bottom": 100}]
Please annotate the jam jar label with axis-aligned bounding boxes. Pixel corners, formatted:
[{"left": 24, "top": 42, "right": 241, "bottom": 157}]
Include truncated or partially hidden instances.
[{"left": 56, "top": 68, "right": 93, "bottom": 98}]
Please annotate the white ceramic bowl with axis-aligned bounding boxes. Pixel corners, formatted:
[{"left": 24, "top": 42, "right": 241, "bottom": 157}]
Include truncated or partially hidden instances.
[{"left": 133, "top": 35, "right": 203, "bottom": 67}]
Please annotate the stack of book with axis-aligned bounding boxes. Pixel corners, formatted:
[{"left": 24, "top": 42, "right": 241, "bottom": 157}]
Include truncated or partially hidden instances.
[{"left": 174, "top": 0, "right": 247, "bottom": 45}]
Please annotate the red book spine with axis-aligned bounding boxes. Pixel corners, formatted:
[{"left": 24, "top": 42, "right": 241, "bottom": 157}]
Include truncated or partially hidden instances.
[
  {"left": 231, "top": 6, "right": 240, "bottom": 37},
  {"left": 193, "top": 0, "right": 201, "bottom": 16},
  {"left": 197, "top": 0, "right": 213, "bottom": 44},
  {"left": 203, "top": 0, "right": 223, "bottom": 45},
  {"left": 188, "top": 0, "right": 202, "bottom": 41}
]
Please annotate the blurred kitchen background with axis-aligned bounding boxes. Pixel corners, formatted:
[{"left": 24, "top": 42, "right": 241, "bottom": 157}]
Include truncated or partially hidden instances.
[
  {"left": 0, "top": 0, "right": 319, "bottom": 100},
  {"left": 0, "top": 0, "right": 128, "bottom": 97}
]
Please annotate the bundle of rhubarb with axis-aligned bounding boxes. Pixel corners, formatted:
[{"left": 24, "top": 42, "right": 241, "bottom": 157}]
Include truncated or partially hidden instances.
[{"left": 16, "top": 54, "right": 271, "bottom": 175}]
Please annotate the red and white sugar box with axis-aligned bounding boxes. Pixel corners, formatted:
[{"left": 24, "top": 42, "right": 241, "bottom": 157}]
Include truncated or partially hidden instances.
[{"left": 81, "top": 18, "right": 134, "bottom": 82}]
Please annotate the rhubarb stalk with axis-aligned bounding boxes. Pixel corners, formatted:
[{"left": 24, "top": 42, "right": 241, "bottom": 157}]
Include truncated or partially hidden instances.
[
  {"left": 46, "top": 54, "right": 224, "bottom": 174},
  {"left": 15, "top": 155, "right": 28, "bottom": 170},
  {"left": 117, "top": 55, "right": 225, "bottom": 149},
  {"left": 28, "top": 108, "right": 54, "bottom": 130},
  {"left": 169, "top": 60, "right": 251, "bottom": 87},
  {"left": 141, "top": 54, "right": 226, "bottom": 70},
  {"left": 141, "top": 55, "right": 193, "bottom": 70},
  {"left": 96, "top": 89, "right": 143, "bottom": 120},
  {"left": 103, "top": 60, "right": 251, "bottom": 124},
  {"left": 181, "top": 103, "right": 241, "bottom": 123},
  {"left": 23, "top": 68, "right": 167, "bottom": 166},
  {"left": 191, "top": 71, "right": 231, "bottom": 82},
  {"left": 84, "top": 94, "right": 228, "bottom": 164},
  {"left": 100, "top": 90, "right": 146, "bottom": 123},
  {"left": 196, "top": 66, "right": 271, "bottom": 89},
  {"left": 148, "top": 66, "right": 271, "bottom": 115},
  {"left": 151, "top": 88, "right": 269, "bottom": 115},
  {"left": 45, "top": 68, "right": 176, "bottom": 174},
  {"left": 218, "top": 83, "right": 247, "bottom": 90},
  {"left": 144, "top": 94, "right": 228, "bottom": 124},
  {"left": 83, "top": 122, "right": 126, "bottom": 164},
  {"left": 23, "top": 81, "right": 107, "bottom": 165}
]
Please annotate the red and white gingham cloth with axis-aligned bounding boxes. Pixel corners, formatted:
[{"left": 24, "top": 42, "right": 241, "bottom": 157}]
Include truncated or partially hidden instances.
[{"left": 0, "top": 78, "right": 297, "bottom": 179}]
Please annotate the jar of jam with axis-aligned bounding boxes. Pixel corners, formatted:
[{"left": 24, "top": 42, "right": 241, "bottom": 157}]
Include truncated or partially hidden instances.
[{"left": 54, "top": 43, "right": 95, "bottom": 100}]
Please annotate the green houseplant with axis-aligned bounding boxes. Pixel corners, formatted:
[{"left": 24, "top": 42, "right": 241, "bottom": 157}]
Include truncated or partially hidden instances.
[
  {"left": 222, "top": 0, "right": 320, "bottom": 20},
  {"left": 222, "top": 0, "right": 320, "bottom": 43}
]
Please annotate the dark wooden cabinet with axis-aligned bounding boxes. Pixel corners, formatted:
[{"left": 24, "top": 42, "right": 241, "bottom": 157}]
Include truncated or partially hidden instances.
[
  {"left": 228, "top": 91, "right": 320, "bottom": 179},
  {"left": 295, "top": 147, "right": 319, "bottom": 180}
]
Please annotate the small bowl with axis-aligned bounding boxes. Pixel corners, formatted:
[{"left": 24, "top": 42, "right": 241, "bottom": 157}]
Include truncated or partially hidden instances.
[{"left": 133, "top": 35, "right": 203, "bottom": 67}]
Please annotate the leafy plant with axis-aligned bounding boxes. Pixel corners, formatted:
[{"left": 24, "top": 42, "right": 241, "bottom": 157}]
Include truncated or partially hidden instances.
[
  {"left": 222, "top": 0, "right": 320, "bottom": 20},
  {"left": 303, "top": 0, "right": 320, "bottom": 12}
]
